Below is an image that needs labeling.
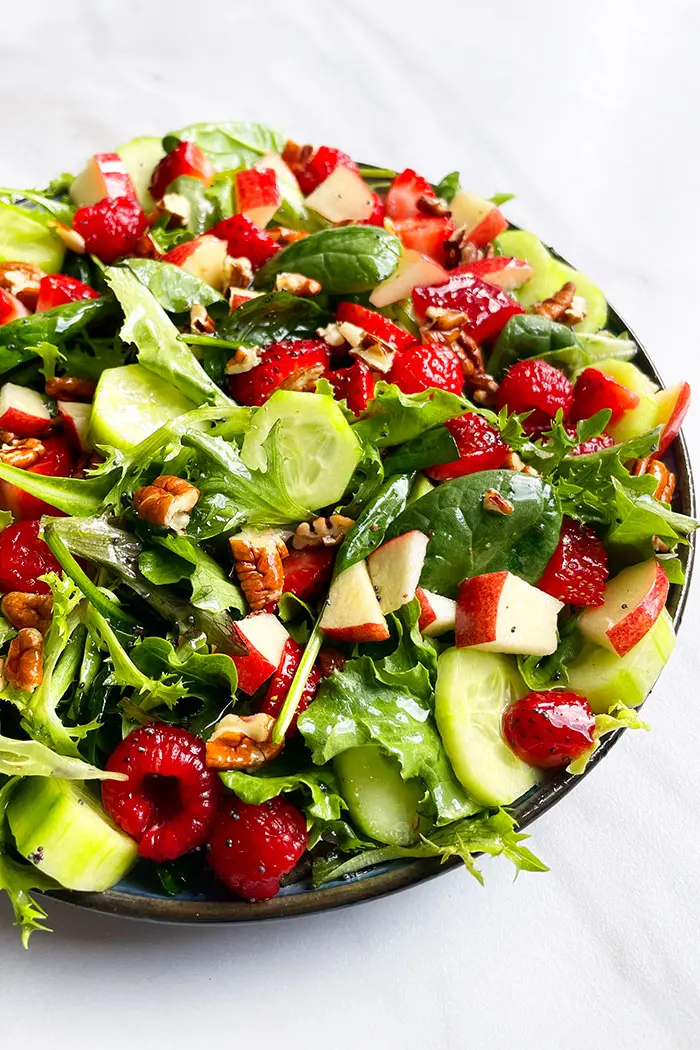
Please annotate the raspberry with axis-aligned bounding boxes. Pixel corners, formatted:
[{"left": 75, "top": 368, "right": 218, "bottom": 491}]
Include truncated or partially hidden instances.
[
  {"left": 227, "top": 339, "right": 330, "bottom": 406},
  {"left": 210, "top": 213, "right": 279, "bottom": 269},
  {"left": 207, "top": 795, "right": 308, "bottom": 900},
  {"left": 73, "top": 196, "right": 148, "bottom": 264},
  {"left": 295, "top": 146, "right": 358, "bottom": 196},
  {"left": 496, "top": 358, "right": 573, "bottom": 435},
  {"left": 427, "top": 412, "right": 509, "bottom": 482},
  {"left": 564, "top": 424, "right": 615, "bottom": 456},
  {"left": 570, "top": 367, "right": 639, "bottom": 426},
  {"left": 0, "top": 519, "right": 61, "bottom": 595},
  {"left": 261, "top": 638, "right": 321, "bottom": 734},
  {"left": 149, "top": 141, "right": 214, "bottom": 200},
  {"left": 538, "top": 516, "right": 608, "bottom": 606},
  {"left": 388, "top": 343, "right": 464, "bottom": 396},
  {"left": 502, "top": 691, "right": 595, "bottom": 769},
  {"left": 102, "top": 724, "right": 219, "bottom": 862},
  {"left": 329, "top": 360, "right": 376, "bottom": 416},
  {"left": 282, "top": 547, "right": 335, "bottom": 602}
]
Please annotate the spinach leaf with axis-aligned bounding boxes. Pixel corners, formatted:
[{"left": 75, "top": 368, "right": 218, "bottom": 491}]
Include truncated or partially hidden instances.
[
  {"left": 163, "top": 122, "right": 285, "bottom": 170},
  {"left": 351, "top": 381, "right": 466, "bottom": 448},
  {"left": 215, "top": 290, "right": 329, "bottom": 345},
  {"left": 131, "top": 636, "right": 238, "bottom": 703},
  {"left": 518, "top": 619, "right": 584, "bottom": 690},
  {"left": 488, "top": 315, "right": 585, "bottom": 379},
  {"left": 0, "top": 298, "right": 113, "bottom": 373},
  {"left": 126, "top": 258, "right": 224, "bottom": 312},
  {"left": 254, "top": 226, "right": 402, "bottom": 294},
  {"left": 335, "top": 474, "right": 412, "bottom": 575},
  {"left": 383, "top": 426, "right": 458, "bottom": 475},
  {"left": 387, "top": 469, "right": 562, "bottom": 596},
  {"left": 434, "top": 171, "right": 460, "bottom": 203},
  {"left": 220, "top": 763, "right": 345, "bottom": 823},
  {"left": 165, "top": 174, "right": 217, "bottom": 234}
]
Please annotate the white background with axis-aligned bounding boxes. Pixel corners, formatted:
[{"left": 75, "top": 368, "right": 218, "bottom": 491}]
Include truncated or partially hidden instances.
[{"left": 1, "top": 2, "right": 699, "bottom": 1047}]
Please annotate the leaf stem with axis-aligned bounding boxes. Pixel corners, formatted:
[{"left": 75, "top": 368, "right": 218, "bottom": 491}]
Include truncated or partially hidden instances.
[{"left": 271, "top": 617, "right": 324, "bottom": 744}]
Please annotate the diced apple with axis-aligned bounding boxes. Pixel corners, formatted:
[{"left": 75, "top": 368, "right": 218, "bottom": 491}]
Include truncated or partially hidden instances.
[
  {"left": 0, "top": 288, "right": 29, "bottom": 325},
  {"left": 69, "top": 152, "right": 137, "bottom": 208},
  {"left": 229, "top": 288, "right": 261, "bottom": 311},
  {"left": 257, "top": 152, "right": 305, "bottom": 213},
  {"left": 0, "top": 383, "right": 52, "bottom": 437},
  {"left": 58, "top": 402, "right": 92, "bottom": 452},
  {"left": 162, "top": 234, "right": 229, "bottom": 291},
  {"left": 449, "top": 190, "right": 507, "bottom": 248},
  {"left": 460, "top": 256, "right": 534, "bottom": 291},
  {"left": 306, "top": 166, "right": 376, "bottom": 223},
  {"left": 232, "top": 613, "right": 289, "bottom": 695},
  {"left": 577, "top": 559, "right": 669, "bottom": 657},
  {"left": 320, "top": 560, "right": 390, "bottom": 643},
  {"left": 235, "top": 168, "right": 281, "bottom": 229},
  {"left": 456, "top": 571, "right": 563, "bottom": 656},
  {"left": 367, "top": 530, "right": 428, "bottom": 614},
  {"left": 416, "top": 587, "right": 456, "bottom": 637},
  {"left": 655, "top": 381, "right": 690, "bottom": 454},
  {"left": 369, "top": 249, "right": 448, "bottom": 308}
]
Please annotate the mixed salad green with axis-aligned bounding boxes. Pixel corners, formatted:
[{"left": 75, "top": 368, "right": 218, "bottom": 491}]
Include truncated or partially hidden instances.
[{"left": 0, "top": 121, "right": 694, "bottom": 945}]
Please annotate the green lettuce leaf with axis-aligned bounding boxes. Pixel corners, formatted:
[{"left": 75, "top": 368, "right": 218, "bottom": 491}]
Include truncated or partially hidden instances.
[
  {"left": 352, "top": 382, "right": 467, "bottom": 448},
  {"left": 0, "top": 778, "right": 55, "bottom": 947},
  {"left": 130, "top": 636, "right": 238, "bottom": 706},
  {"left": 220, "top": 764, "right": 346, "bottom": 823},
  {"left": 567, "top": 703, "right": 650, "bottom": 775},
  {"left": 126, "top": 258, "right": 224, "bottom": 312},
  {"left": 139, "top": 534, "right": 245, "bottom": 615},
  {"left": 0, "top": 734, "right": 124, "bottom": 781}
]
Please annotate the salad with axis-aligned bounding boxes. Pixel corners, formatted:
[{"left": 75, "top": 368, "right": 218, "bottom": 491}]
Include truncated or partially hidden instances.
[{"left": 0, "top": 121, "right": 695, "bottom": 945}]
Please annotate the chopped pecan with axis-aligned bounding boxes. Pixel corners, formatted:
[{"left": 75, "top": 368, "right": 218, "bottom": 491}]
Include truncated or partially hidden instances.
[
  {"left": 149, "top": 192, "right": 192, "bottom": 227},
  {"left": 1, "top": 591, "right": 53, "bottom": 635},
  {"left": 48, "top": 221, "right": 86, "bottom": 254},
  {"left": 275, "top": 272, "right": 322, "bottom": 297},
  {"left": 530, "top": 282, "right": 579, "bottom": 323},
  {"left": 293, "top": 514, "right": 355, "bottom": 549},
  {"left": 425, "top": 327, "right": 499, "bottom": 405},
  {"left": 132, "top": 232, "right": 163, "bottom": 260},
  {"left": 225, "top": 255, "right": 254, "bottom": 290},
  {"left": 652, "top": 537, "right": 671, "bottom": 553},
  {"left": 281, "top": 140, "right": 314, "bottom": 177},
  {"left": 225, "top": 345, "right": 263, "bottom": 375},
  {"left": 417, "top": 193, "right": 451, "bottom": 218},
  {"left": 317, "top": 322, "right": 346, "bottom": 348},
  {"left": 45, "top": 375, "right": 96, "bottom": 402},
  {"left": 205, "top": 713, "right": 283, "bottom": 770},
  {"left": 560, "top": 295, "right": 587, "bottom": 326},
  {"left": 5, "top": 627, "right": 44, "bottom": 692},
  {"left": 0, "top": 261, "right": 45, "bottom": 308},
  {"left": 444, "top": 227, "right": 495, "bottom": 268},
  {"left": 133, "top": 475, "right": 200, "bottom": 532},
  {"left": 633, "top": 457, "right": 676, "bottom": 503},
  {"left": 335, "top": 321, "right": 396, "bottom": 373},
  {"left": 267, "top": 226, "right": 309, "bottom": 247},
  {"left": 424, "top": 307, "right": 471, "bottom": 332},
  {"left": 230, "top": 529, "right": 289, "bottom": 611},
  {"left": 277, "top": 362, "right": 326, "bottom": 392},
  {"left": 0, "top": 437, "right": 45, "bottom": 468},
  {"left": 190, "top": 303, "right": 216, "bottom": 334},
  {"left": 482, "top": 488, "right": 514, "bottom": 515},
  {"left": 504, "top": 450, "right": 539, "bottom": 476}
]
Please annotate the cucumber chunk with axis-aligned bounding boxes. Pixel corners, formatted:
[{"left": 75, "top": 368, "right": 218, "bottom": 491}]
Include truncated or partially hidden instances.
[
  {"left": 566, "top": 609, "right": 675, "bottom": 714},
  {"left": 117, "top": 136, "right": 166, "bottom": 213},
  {"left": 90, "top": 363, "right": 195, "bottom": 450},
  {"left": 334, "top": 745, "right": 423, "bottom": 846},
  {"left": 592, "top": 358, "right": 659, "bottom": 442},
  {"left": 0, "top": 201, "right": 64, "bottom": 272},
  {"left": 435, "top": 647, "right": 540, "bottom": 806},
  {"left": 7, "top": 777, "right": 138, "bottom": 892},
  {"left": 241, "top": 390, "right": 361, "bottom": 511}
]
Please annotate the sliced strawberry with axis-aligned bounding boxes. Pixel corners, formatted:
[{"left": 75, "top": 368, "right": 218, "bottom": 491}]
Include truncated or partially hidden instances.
[
  {"left": 385, "top": 168, "right": 438, "bottom": 221},
  {"left": 564, "top": 424, "right": 615, "bottom": 456},
  {"left": 73, "top": 196, "right": 148, "bottom": 263},
  {"left": 227, "top": 339, "right": 331, "bottom": 406},
  {"left": 329, "top": 360, "right": 376, "bottom": 416},
  {"left": 35, "top": 274, "right": 100, "bottom": 313},
  {"left": 209, "top": 213, "right": 280, "bottom": 269},
  {"left": 412, "top": 270, "right": 523, "bottom": 343},
  {"left": 360, "top": 192, "right": 385, "bottom": 227},
  {"left": 0, "top": 288, "right": 29, "bottom": 325},
  {"left": 0, "top": 519, "right": 61, "bottom": 595},
  {"left": 149, "top": 141, "right": 214, "bottom": 200},
  {"left": 0, "top": 435, "right": 75, "bottom": 520},
  {"left": 502, "top": 691, "right": 595, "bottom": 769},
  {"left": 295, "top": 146, "right": 358, "bottom": 196},
  {"left": 261, "top": 638, "right": 321, "bottom": 734},
  {"left": 335, "top": 302, "right": 415, "bottom": 352},
  {"left": 282, "top": 547, "right": 335, "bottom": 603},
  {"left": 538, "top": 517, "right": 608, "bottom": 606},
  {"left": 496, "top": 359, "right": 573, "bottom": 435},
  {"left": 392, "top": 217, "right": 456, "bottom": 267},
  {"left": 570, "top": 368, "right": 639, "bottom": 426},
  {"left": 426, "top": 413, "right": 509, "bottom": 482},
  {"left": 388, "top": 343, "right": 464, "bottom": 396}
]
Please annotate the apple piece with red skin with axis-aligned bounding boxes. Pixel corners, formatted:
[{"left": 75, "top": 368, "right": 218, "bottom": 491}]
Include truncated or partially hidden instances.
[
  {"left": 367, "top": 530, "right": 429, "bottom": 615},
  {"left": 305, "top": 166, "right": 376, "bottom": 224},
  {"left": 0, "top": 383, "right": 52, "bottom": 437},
  {"left": 149, "top": 142, "right": 214, "bottom": 200},
  {"left": 231, "top": 613, "right": 290, "bottom": 695},
  {"left": 320, "top": 560, "right": 390, "bottom": 643},
  {"left": 162, "top": 235, "right": 229, "bottom": 291},
  {"left": 449, "top": 190, "right": 507, "bottom": 248},
  {"left": 0, "top": 434, "right": 75, "bottom": 520},
  {"left": 235, "top": 168, "right": 281, "bottom": 229},
  {"left": 70, "top": 153, "right": 137, "bottom": 208},
  {"left": 391, "top": 217, "right": 455, "bottom": 267},
  {"left": 58, "top": 402, "right": 92, "bottom": 452},
  {"left": 229, "top": 289, "right": 261, "bottom": 311},
  {"left": 0, "top": 288, "right": 29, "bottom": 325},
  {"left": 416, "top": 587, "right": 456, "bottom": 637},
  {"left": 577, "top": 559, "right": 669, "bottom": 657},
  {"left": 369, "top": 249, "right": 448, "bottom": 308},
  {"left": 456, "top": 571, "right": 563, "bottom": 656},
  {"left": 459, "top": 256, "right": 534, "bottom": 291},
  {"left": 655, "top": 381, "right": 690, "bottom": 454}
]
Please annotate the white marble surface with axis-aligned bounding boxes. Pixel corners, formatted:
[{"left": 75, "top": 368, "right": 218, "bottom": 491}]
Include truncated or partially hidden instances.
[{"left": 1, "top": 1, "right": 699, "bottom": 1046}]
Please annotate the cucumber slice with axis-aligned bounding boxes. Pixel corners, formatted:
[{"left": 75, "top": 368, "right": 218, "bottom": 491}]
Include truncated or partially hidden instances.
[
  {"left": 591, "top": 358, "right": 659, "bottom": 442},
  {"left": 90, "top": 363, "right": 195, "bottom": 450},
  {"left": 334, "top": 745, "right": 423, "bottom": 846},
  {"left": 0, "top": 201, "right": 64, "bottom": 272},
  {"left": 435, "top": 647, "right": 540, "bottom": 806},
  {"left": 7, "top": 777, "right": 138, "bottom": 891},
  {"left": 566, "top": 608, "right": 675, "bottom": 714},
  {"left": 495, "top": 229, "right": 553, "bottom": 280},
  {"left": 241, "top": 390, "right": 361, "bottom": 511},
  {"left": 594, "top": 358, "right": 658, "bottom": 398},
  {"left": 117, "top": 136, "right": 166, "bottom": 213}
]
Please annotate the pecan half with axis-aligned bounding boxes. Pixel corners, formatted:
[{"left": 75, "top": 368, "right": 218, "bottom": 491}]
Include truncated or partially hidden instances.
[
  {"left": 444, "top": 227, "right": 495, "bottom": 268},
  {"left": 225, "top": 255, "right": 254, "bottom": 290},
  {"left": 0, "top": 437, "right": 45, "bottom": 468},
  {"left": 5, "top": 627, "right": 44, "bottom": 692},
  {"left": 45, "top": 375, "right": 96, "bottom": 402},
  {"left": 277, "top": 362, "right": 326, "bottom": 392},
  {"left": 482, "top": 488, "right": 514, "bottom": 515},
  {"left": 633, "top": 457, "right": 676, "bottom": 503},
  {"left": 225, "top": 345, "right": 263, "bottom": 375},
  {"left": 293, "top": 514, "right": 355, "bottom": 549},
  {"left": 230, "top": 529, "right": 289, "bottom": 611},
  {"left": 205, "top": 713, "right": 283, "bottom": 770},
  {"left": 530, "top": 281, "right": 583, "bottom": 324},
  {"left": 1, "top": 591, "right": 53, "bottom": 635},
  {"left": 417, "top": 193, "right": 451, "bottom": 218},
  {"left": 0, "top": 261, "right": 45, "bottom": 308},
  {"left": 133, "top": 475, "right": 200, "bottom": 532},
  {"left": 335, "top": 321, "right": 396, "bottom": 373},
  {"left": 190, "top": 303, "right": 216, "bottom": 334},
  {"left": 275, "top": 272, "right": 322, "bottom": 297}
]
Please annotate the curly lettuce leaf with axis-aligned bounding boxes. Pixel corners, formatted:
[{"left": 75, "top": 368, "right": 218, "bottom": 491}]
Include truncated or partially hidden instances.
[
  {"left": 0, "top": 734, "right": 124, "bottom": 781},
  {"left": 220, "top": 764, "right": 346, "bottom": 824},
  {"left": 138, "top": 534, "right": 245, "bottom": 615},
  {"left": 130, "top": 635, "right": 238, "bottom": 704},
  {"left": 568, "top": 703, "right": 650, "bottom": 775},
  {"left": 351, "top": 381, "right": 468, "bottom": 448}
]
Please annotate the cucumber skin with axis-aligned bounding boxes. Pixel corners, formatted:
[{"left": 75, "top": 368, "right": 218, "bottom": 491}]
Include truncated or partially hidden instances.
[{"left": 334, "top": 746, "right": 423, "bottom": 847}]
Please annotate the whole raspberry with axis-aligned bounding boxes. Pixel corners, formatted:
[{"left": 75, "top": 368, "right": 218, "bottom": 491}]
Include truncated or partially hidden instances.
[
  {"left": 502, "top": 691, "right": 596, "bottom": 769},
  {"left": 388, "top": 343, "right": 464, "bottom": 396},
  {"left": 73, "top": 196, "right": 148, "bottom": 263},
  {"left": 496, "top": 358, "right": 573, "bottom": 435}
]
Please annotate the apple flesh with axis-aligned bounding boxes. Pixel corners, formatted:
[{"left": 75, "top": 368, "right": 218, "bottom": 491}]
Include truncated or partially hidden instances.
[
  {"left": 229, "top": 289, "right": 262, "bottom": 310},
  {"left": 367, "top": 530, "right": 428, "bottom": 614},
  {"left": 58, "top": 402, "right": 92, "bottom": 452},
  {"left": 416, "top": 587, "right": 456, "bottom": 637},
  {"left": 162, "top": 234, "right": 229, "bottom": 291},
  {"left": 369, "top": 249, "right": 447, "bottom": 308},
  {"left": 69, "top": 152, "right": 137, "bottom": 208},
  {"left": 456, "top": 571, "right": 563, "bottom": 656},
  {"left": 306, "top": 166, "right": 376, "bottom": 223},
  {"left": 235, "top": 168, "right": 281, "bottom": 229},
  {"left": 231, "top": 613, "right": 289, "bottom": 695},
  {"left": 320, "top": 560, "right": 389, "bottom": 643},
  {"left": 655, "top": 381, "right": 690, "bottom": 454},
  {"left": 0, "top": 288, "right": 29, "bottom": 325},
  {"left": 460, "top": 256, "right": 534, "bottom": 291},
  {"left": 449, "top": 190, "right": 507, "bottom": 248},
  {"left": 0, "top": 383, "right": 52, "bottom": 437},
  {"left": 577, "top": 559, "right": 669, "bottom": 657}
]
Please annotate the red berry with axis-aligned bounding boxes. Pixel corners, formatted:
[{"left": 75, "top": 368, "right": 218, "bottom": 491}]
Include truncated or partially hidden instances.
[
  {"left": 502, "top": 691, "right": 596, "bottom": 769},
  {"left": 261, "top": 638, "right": 321, "bottom": 734},
  {"left": 412, "top": 270, "right": 523, "bottom": 343},
  {"left": 149, "top": 141, "right": 214, "bottom": 200},
  {"left": 329, "top": 360, "right": 376, "bottom": 416},
  {"left": 0, "top": 288, "right": 28, "bottom": 324},
  {"left": 570, "top": 367, "right": 639, "bottom": 426},
  {"left": 538, "top": 516, "right": 608, "bottom": 607},
  {"left": 335, "top": 302, "right": 415, "bottom": 352},
  {"left": 73, "top": 196, "right": 148, "bottom": 264},
  {"left": 102, "top": 724, "right": 219, "bottom": 862},
  {"left": 385, "top": 168, "right": 437, "bottom": 221},
  {"left": 392, "top": 217, "right": 455, "bottom": 266},
  {"left": 564, "top": 424, "right": 616, "bottom": 456},
  {"left": 207, "top": 795, "right": 308, "bottom": 900},
  {"left": 209, "top": 213, "right": 279, "bottom": 269},
  {"left": 388, "top": 342, "right": 464, "bottom": 396},
  {"left": 295, "top": 146, "right": 358, "bottom": 196},
  {"left": 0, "top": 519, "right": 61, "bottom": 595},
  {"left": 496, "top": 359, "right": 573, "bottom": 435},
  {"left": 282, "top": 547, "right": 335, "bottom": 603},
  {"left": 35, "top": 274, "right": 99, "bottom": 313},
  {"left": 426, "top": 412, "right": 509, "bottom": 482},
  {"left": 0, "top": 435, "right": 75, "bottom": 520},
  {"left": 227, "top": 339, "right": 330, "bottom": 406},
  {"left": 360, "top": 191, "right": 385, "bottom": 227}
]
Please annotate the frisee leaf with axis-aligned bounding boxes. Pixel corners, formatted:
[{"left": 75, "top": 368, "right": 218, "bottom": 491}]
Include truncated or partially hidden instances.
[{"left": 567, "top": 703, "right": 650, "bottom": 775}]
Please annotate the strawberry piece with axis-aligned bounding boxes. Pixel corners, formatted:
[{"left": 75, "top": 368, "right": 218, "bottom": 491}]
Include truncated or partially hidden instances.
[
  {"left": 261, "top": 638, "right": 321, "bottom": 734},
  {"left": 0, "top": 435, "right": 76, "bottom": 520},
  {"left": 392, "top": 217, "right": 455, "bottom": 267},
  {"left": 207, "top": 795, "right": 307, "bottom": 900},
  {"left": 102, "top": 723, "right": 219, "bottom": 862},
  {"left": 73, "top": 196, "right": 148, "bottom": 264},
  {"left": 496, "top": 359, "right": 574, "bottom": 435},
  {"left": 426, "top": 412, "right": 509, "bottom": 482},
  {"left": 35, "top": 274, "right": 100, "bottom": 313},
  {"left": 360, "top": 191, "right": 385, "bottom": 227},
  {"left": 385, "top": 168, "right": 437, "bottom": 221},
  {"left": 0, "top": 519, "right": 61, "bottom": 595},
  {"left": 502, "top": 691, "right": 596, "bottom": 769},
  {"left": 149, "top": 141, "right": 214, "bottom": 200},
  {"left": 282, "top": 546, "right": 335, "bottom": 603},
  {"left": 538, "top": 516, "right": 608, "bottom": 606},
  {"left": 329, "top": 361, "right": 376, "bottom": 416},
  {"left": 0, "top": 288, "right": 29, "bottom": 325},
  {"left": 564, "top": 424, "right": 615, "bottom": 456},
  {"left": 413, "top": 270, "right": 524, "bottom": 343},
  {"left": 388, "top": 343, "right": 464, "bottom": 396},
  {"left": 227, "top": 339, "right": 331, "bottom": 406},
  {"left": 209, "top": 213, "right": 280, "bottom": 269},
  {"left": 570, "top": 367, "right": 639, "bottom": 426},
  {"left": 335, "top": 302, "right": 415, "bottom": 352},
  {"left": 294, "top": 146, "right": 358, "bottom": 196}
]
